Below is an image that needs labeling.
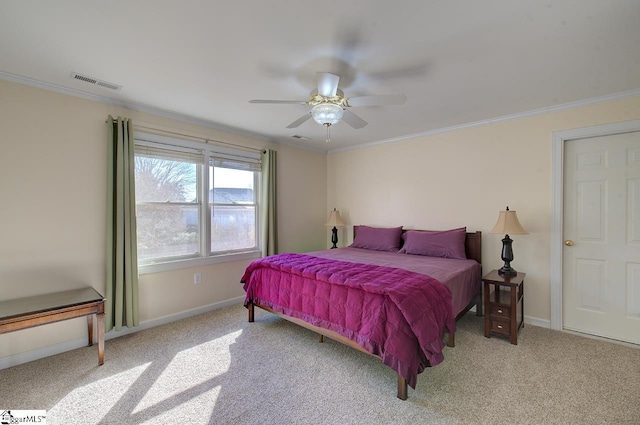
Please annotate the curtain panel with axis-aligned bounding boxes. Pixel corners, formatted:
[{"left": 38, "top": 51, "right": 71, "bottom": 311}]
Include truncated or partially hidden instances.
[
  {"left": 261, "top": 149, "right": 277, "bottom": 256},
  {"left": 106, "top": 115, "right": 139, "bottom": 332}
]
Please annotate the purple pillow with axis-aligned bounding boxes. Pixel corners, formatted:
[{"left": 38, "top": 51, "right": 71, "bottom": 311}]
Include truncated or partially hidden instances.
[
  {"left": 350, "top": 226, "right": 403, "bottom": 252},
  {"left": 399, "top": 227, "right": 467, "bottom": 259}
]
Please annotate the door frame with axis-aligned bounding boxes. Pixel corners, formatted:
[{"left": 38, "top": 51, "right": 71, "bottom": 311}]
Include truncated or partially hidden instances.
[{"left": 550, "top": 119, "right": 640, "bottom": 331}]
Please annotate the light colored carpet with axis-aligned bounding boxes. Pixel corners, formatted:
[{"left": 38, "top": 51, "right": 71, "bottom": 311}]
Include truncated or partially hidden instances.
[{"left": 0, "top": 303, "right": 638, "bottom": 424}]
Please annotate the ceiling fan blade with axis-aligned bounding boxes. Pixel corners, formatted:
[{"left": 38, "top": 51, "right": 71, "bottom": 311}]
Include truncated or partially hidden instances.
[
  {"left": 342, "top": 109, "right": 368, "bottom": 129},
  {"left": 317, "top": 72, "right": 340, "bottom": 97},
  {"left": 250, "top": 99, "right": 307, "bottom": 104},
  {"left": 286, "top": 113, "right": 312, "bottom": 129},
  {"left": 348, "top": 94, "right": 407, "bottom": 107}
]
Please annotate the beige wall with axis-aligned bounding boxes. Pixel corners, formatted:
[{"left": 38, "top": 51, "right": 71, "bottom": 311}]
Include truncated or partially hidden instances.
[
  {"left": 0, "top": 79, "right": 327, "bottom": 364},
  {"left": 2, "top": 76, "right": 638, "bottom": 365},
  {"left": 327, "top": 95, "right": 640, "bottom": 323}
]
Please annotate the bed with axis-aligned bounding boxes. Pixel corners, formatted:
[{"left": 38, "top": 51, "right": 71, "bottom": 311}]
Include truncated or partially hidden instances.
[{"left": 241, "top": 225, "right": 482, "bottom": 400}]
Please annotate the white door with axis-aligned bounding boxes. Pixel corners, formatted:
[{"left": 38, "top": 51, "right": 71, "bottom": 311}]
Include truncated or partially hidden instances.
[{"left": 563, "top": 131, "right": 640, "bottom": 345}]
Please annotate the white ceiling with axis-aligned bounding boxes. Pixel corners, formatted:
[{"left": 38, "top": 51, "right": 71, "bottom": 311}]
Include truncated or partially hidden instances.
[{"left": 1, "top": 1, "right": 639, "bottom": 152}]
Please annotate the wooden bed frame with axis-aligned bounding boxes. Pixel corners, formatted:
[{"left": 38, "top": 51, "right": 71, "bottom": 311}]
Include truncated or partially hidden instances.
[{"left": 247, "top": 230, "right": 483, "bottom": 400}]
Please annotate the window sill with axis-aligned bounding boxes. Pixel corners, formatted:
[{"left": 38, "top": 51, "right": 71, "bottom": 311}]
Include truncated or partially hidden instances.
[{"left": 138, "top": 250, "right": 262, "bottom": 275}]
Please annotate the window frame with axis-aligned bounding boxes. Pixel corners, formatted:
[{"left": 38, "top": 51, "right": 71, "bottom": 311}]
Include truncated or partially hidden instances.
[
  {"left": 134, "top": 132, "right": 262, "bottom": 274},
  {"left": 209, "top": 158, "right": 260, "bottom": 255}
]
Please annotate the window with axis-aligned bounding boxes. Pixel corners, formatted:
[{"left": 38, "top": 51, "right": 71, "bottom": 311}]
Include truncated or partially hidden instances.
[
  {"left": 210, "top": 157, "right": 259, "bottom": 253},
  {"left": 134, "top": 133, "right": 261, "bottom": 271}
]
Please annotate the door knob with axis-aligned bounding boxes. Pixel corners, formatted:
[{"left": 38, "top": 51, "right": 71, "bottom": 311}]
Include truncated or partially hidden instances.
[{"left": 564, "top": 240, "right": 574, "bottom": 246}]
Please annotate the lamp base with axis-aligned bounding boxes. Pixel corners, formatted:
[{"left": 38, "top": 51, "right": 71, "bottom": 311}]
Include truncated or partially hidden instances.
[
  {"left": 498, "top": 234, "right": 517, "bottom": 276},
  {"left": 330, "top": 226, "right": 338, "bottom": 249},
  {"left": 498, "top": 265, "right": 518, "bottom": 276}
]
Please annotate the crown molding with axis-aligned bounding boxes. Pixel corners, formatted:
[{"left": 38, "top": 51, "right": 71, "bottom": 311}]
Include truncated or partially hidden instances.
[
  {"left": 3, "top": 69, "right": 638, "bottom": 157},
  {"left": 0, "top": 70, "right": 328, "bottom": 153},
  {"left": 328, "top": 88, "right": 640, "bottom": 154}
]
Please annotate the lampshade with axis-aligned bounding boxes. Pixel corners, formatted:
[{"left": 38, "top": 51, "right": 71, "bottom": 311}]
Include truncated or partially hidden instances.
[
  {"left": 325, "top": 208, "right": 345, "bottom": 227},
  {"left": 490, "top": 207, "right": 528, "bottom": 235},
  {"left": 311, "top": 103, "right": 344, "bottom": 126}
]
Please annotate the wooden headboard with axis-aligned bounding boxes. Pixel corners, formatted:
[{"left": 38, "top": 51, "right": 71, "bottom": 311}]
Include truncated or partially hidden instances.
[
  {"left": 463, "top": 231, "right": 482, "bottom": 265},
  {"left": 352, "top": 226, "right": 482, "bottom": 265}
]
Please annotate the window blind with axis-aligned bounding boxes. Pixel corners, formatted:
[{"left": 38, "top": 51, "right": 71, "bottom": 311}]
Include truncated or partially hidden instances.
[
  {"left": 135, "top": 142, "right": 204, "bottom": 164},
  {"left": 210, "top": 153, "right": 261, "bottom": 172}
]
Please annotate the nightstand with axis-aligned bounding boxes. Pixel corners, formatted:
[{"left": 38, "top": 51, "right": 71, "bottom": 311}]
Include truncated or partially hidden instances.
[{"left": 483, "top": 269, "right": 525, "bottom": 345}]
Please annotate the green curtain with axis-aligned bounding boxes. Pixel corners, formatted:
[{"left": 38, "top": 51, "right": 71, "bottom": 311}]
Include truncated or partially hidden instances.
[
  {"left": 106, "top": 115, "right": 139, "bottom": 332},
  {"left": 261, "top": 149, "right": 278, "bottom": 256}
]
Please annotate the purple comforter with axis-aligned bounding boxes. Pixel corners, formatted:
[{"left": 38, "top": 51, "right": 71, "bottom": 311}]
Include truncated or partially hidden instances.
[{"left": 241, "top": 253, "right": 456, "bottom": 388}]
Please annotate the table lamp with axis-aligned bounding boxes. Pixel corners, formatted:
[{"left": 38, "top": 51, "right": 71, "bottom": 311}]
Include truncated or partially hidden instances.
[
  {"left": 490, "top": 206, "right": 528, "bottom": 276},
  {"left": 325, "top": 208, "right": 345, "bottom": 249}
]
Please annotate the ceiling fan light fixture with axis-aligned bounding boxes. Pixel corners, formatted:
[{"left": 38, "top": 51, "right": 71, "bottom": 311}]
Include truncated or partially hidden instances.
[{"left": 311, "top": 102, "right": 344, "bottom": 126}]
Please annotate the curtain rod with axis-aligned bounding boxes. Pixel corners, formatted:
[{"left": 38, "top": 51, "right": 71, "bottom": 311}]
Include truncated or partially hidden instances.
[
  {"left": 134, "top": 124, "right": 265, "bottom": 154},
  {"left": 107, "top": 119, "right": 265, "bottom": 154}
]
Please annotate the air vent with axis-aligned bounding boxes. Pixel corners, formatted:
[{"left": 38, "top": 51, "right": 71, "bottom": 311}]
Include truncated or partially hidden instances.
[
  {"left": 69, "top": 72, "right": 122, "bottom": 91},
  {"left": 291, "top": 135, "right": 310, "bottom": 141}
]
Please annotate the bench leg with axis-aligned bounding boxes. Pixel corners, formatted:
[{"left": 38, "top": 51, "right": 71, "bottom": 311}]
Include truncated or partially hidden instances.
[
  {"left": 97, "top": 312, "right": 105, "bottom": 365},
  {"left": 87, "top": 314, "right": 94, "bottom": 346},
  {"left": 447, "top": 332, "right": 455, "bottom": 347}
]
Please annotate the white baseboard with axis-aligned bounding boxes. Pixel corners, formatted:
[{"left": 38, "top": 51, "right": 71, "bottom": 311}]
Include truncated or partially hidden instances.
[
  {"left": 524, "top": 315, "right": 550, "bottom": 328},
  {"left": 103, "top": 296, "right": 244, "bottom": 340},
  {"left": 0, "top": 296, "right": 244, "bottom": 370},
  {"left": 0, "top": 336, "right": 91, "bottom": 371}
]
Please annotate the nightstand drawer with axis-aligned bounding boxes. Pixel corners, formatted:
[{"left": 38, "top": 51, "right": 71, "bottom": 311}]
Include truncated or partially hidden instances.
[
  {"left": 491, "top": 319, "right": 510, "bottom": 335},
  {"left": 490, "top": 304, "right": 510, "bottom": 318}
]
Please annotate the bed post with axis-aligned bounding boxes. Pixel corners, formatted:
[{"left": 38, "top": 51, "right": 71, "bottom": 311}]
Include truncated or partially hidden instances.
[
  {"left": 397, "top": 375, "right": 408, "bottom": 400},
  {"left": 475, "top": 295, "right": 483, "bottom": 316},
  {"left": 248, "top": 302, "right": 254, "bottom": 322}
]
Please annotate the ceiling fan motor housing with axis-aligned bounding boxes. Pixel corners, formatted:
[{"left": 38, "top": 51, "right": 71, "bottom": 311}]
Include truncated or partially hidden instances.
[{"left": 311, "top": 102, "right": 344, "bottom": 125}]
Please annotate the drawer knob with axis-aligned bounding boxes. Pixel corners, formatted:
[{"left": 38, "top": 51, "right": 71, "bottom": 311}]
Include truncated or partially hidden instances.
[
  {"left": 565, "top": 240, "right": 574, "bottom": 246},
  {"left": 497, "top": 309, "right": 503, "bottom": 314},
  {"left": 497, "top": 325, "right": 503, "bottom": 329}
]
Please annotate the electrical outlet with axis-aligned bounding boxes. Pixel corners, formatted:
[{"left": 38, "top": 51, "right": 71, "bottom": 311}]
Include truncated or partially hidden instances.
[{"left": 194, "top": 272, "right": 201, "bottom": 284}]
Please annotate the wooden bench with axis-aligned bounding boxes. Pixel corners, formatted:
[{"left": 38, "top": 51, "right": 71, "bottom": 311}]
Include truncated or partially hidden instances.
[{"left": 0, "top": 287, "right": 106, "bottom": 365}]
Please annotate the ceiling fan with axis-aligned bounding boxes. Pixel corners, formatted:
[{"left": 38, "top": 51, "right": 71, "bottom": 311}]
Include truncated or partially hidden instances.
[{"left": 250, "top": 72, "right": 406, "bottom": 142}]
